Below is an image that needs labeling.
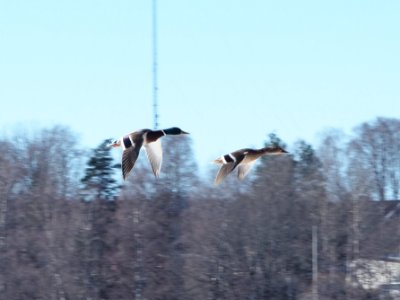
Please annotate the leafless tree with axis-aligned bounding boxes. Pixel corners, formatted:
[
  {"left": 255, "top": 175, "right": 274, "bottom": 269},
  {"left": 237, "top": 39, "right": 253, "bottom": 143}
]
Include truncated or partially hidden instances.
[
  {"left": 348, "top": 117, "right": 400, "bottom": 201},
  {"left": 0, "top": 140, "right": 25, "bottom": 298}
]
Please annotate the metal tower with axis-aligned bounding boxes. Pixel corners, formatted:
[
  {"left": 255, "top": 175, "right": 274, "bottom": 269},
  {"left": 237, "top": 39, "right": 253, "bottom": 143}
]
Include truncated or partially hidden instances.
[{"left": 152, "top": 0, "right": 159, "bottom": 129}]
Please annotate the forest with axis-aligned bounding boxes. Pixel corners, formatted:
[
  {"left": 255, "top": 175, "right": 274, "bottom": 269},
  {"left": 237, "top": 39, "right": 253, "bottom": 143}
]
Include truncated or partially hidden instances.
[{"left": 0, "top": 117, "right": 400, "bottom": 300}]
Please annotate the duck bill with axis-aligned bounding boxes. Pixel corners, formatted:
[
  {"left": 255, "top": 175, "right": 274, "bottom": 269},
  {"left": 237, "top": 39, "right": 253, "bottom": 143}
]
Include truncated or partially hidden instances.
[
  {"left": 182, "top": 130, "right": 189, "bottom": 134},
  {"left": 108, "top": 140, "right": 120, "bottom": 148}
]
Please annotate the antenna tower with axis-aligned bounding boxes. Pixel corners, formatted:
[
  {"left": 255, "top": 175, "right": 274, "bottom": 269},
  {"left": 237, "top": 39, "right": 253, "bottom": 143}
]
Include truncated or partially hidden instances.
[{"left": 152, "top": 0, "right": 159, "bottom": 129}]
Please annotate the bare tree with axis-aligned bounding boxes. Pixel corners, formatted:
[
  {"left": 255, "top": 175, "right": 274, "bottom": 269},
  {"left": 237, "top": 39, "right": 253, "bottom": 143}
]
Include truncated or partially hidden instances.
[
  {"left": 0, "top": 140, "right": 26, "bottom": 299},
  {"left": 348, "top": 117, "right": 400, "bottom": 201},
  {"left": 2, "top": 126, "right": 83, "bottom": 299},
  {"left": 143, "top": 135, "right": 198, "bottom": 299}
]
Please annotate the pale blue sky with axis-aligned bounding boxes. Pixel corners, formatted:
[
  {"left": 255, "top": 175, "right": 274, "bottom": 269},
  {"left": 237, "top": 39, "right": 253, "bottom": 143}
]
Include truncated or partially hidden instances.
[{"left": 1, "top": 0, "right": 399, "bottom": 171}]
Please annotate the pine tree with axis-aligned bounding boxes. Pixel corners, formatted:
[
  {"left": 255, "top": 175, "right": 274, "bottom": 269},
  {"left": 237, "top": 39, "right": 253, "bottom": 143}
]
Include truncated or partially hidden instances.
[
  {"left": 81, "top": 139, "right": 120, "bottom": 201},
  {"left": 264, "top": 132, "right": 287, "bottom": 148},
  {"left": 77, "top": 140, "right": 120, "bottom": 298}
]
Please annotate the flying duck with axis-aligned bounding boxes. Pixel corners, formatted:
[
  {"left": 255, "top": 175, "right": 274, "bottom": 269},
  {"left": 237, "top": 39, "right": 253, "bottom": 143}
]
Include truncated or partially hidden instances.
[
  {"left": 213, "top": 146, "right": 288, "bottom": 185},
  {"left": 110, "top": 127, "right": 189, "bottom": 180}
]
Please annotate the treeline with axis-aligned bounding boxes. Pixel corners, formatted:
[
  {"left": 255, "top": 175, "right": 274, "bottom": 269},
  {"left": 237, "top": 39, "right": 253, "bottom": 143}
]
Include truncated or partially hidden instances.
[{"left": 0, "top": 118, "right": 400, "bottom": 300}]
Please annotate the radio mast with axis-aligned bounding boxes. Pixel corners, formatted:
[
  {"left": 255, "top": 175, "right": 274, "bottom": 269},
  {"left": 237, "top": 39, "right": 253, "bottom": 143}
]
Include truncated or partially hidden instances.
[{"left": 152, "top": 0, "right": 159, "bottom": 129}]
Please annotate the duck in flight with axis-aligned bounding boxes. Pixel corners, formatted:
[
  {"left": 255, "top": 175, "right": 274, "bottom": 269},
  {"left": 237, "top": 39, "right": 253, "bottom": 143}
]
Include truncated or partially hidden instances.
[
  {"left": 213, "top": 146, "right": 288, "bottom": 185},
  {"left": 109, "top": 127, "right": 189, "bottom": 180}
]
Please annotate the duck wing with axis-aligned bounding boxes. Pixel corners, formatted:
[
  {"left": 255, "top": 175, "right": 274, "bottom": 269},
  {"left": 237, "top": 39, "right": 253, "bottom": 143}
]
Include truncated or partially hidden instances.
[
  {"left": 214, "top": 154, "right": 245, "bottom": 185},
  {"left": 237, "top": 161, "right": 257, "bottom": 180},
  {"left": 144, "top": 139, "right": 163, "bottom": 177},
  {"left": 122, "top": 137, "right": 144, "bottom": 180}
]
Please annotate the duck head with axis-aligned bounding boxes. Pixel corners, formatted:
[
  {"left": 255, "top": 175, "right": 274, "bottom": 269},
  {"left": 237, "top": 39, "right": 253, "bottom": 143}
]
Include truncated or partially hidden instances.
[
  {"left": 267, "top": 146, "right": 288, "bottom": 154},
  {"left": 163, "top": 127, "right": 189, "bottom": 135}
]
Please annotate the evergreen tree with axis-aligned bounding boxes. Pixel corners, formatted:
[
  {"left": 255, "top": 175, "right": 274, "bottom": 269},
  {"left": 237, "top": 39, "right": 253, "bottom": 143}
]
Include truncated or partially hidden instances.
[
  {"left": 77, "top": 139, "right": 120, "bottom": 299},
  {"left": 295, "top": 140, "right": 321, "bottom": 170},
  {"left": 81, "top": 139, "right": 120, "bottom": 201},
  {"left": 264, "top": 132, "right": 287, "bottom": 148}
]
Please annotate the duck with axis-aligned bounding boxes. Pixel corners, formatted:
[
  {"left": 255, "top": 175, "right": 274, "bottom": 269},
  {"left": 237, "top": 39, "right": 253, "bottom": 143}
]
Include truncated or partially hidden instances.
[
  {"left": 213, "top": 146, "right": 288, "bottom": 185},
  {"left": 109, "top": 127, "right": 189, "bottom": 180}
]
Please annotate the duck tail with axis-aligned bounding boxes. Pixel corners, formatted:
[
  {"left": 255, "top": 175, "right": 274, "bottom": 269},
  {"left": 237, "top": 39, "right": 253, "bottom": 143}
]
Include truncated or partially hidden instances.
[{"left": 213, "top": 157, "right": 223, "bottom": 164}]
